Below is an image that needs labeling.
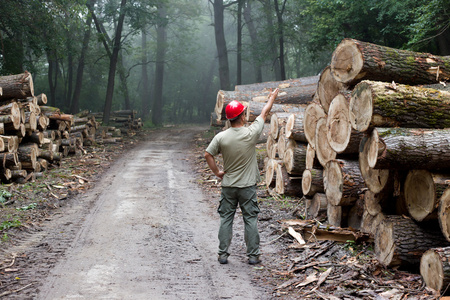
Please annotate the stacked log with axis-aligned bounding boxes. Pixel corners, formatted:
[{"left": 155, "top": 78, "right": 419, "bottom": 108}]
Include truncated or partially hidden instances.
[
  {"left": 0, "top": 72, "right": 105, "bottom": 183},
  {"left": 89, "top": 110, "right": 142, "bottom": 132}
]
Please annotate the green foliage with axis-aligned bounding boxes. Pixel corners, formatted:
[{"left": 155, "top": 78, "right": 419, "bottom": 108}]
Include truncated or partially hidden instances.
[
  {"left": 16, "top": 203, "right": 38, "bottom": 211},
  {"left": 0, "top": 190, "right": 12, "bottom": 204},
  {"left": 0, "top": 215, "right": 22, "bottom": 231}
]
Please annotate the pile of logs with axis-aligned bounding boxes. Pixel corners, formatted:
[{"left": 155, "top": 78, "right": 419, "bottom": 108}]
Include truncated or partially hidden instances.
[
  {"left": 90, "top": 110, "right": 143, "bottom": 132},
  {"left": 211, "top": 38, "right": 450, "bottom": 294},
  {"left": 0, "top": 72, "right": 100, "bottom": 183}
]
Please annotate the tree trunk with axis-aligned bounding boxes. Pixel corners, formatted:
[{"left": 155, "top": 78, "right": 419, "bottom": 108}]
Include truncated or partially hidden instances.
[
  {"left": 102, "top": 0, "right": 127, "bottom": 124},
  {"left": 152, "top": 3, "right": 167, "bottom": 126},
  {"left": 331, "top": 38, "right": 450, "bottom": 86},
  {"left": 213, "top": 0, "right": 231, "bottom": 90},
  {"left": 317, "top": 66, "right": 345, "bottom": 113},
  {"left": 140, "top": 28, "right": 150, "bottom": 119},
  {"left": 350, "top": 80, "right": 450, "bottom": 132},
  {"left": 0, "top": 72, "right": 34, "bottom": 101},
  {"left": 375, "top": 215, "right": 449, "bottom": 268},
  {"left": 301, "top": 168, "right": 324, "bottom": 197},
  {"left": 243, "top": 0, "right": 262, "bottom": 83},
  {"left": 420, "top": 247, "right": 450, "bottom": 293},
  {"left": 262, "top": 0, "right": 281, "bottom": 80},
  {"left": 283, "top": 143, "right": 307, "bottom": 175},
  {"left": 404, "top": 170, "right": 450, "bottom": 222},
  {"left": 274, "top": 0, "right": 286, "bottom": 80},
  {"left": 315, "top": 117, "right": 336, "bottom": 167},
  {"left": 0, "top": 102, "right": 20, "bottom": 130},
  {"left": 323, "top": 159, "right": 365, "bottom": 206},
  {"left": 366, "top": 127, "right": 450, "bottom": 170},
  {"left": 303, "top": 102, "right": 326, "bottom": 150},
  {"left": 359, "top": 135, "right": 390, "bottom": 194}
]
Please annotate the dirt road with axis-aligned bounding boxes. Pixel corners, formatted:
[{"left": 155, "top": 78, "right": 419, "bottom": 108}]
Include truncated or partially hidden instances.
[{"left": 25, "top": 126, "right": 270, "bottom": 299}]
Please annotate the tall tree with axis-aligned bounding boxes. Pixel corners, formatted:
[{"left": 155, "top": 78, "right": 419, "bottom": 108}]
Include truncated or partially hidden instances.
[
  {"left": 210, "top": 0, "right": 233, "bottom": 90},
  {"left": 152, "top": 3, "right": 167, "bottom": 126},
  {"left": 243, "top": 0, "right": 263, "bottom": 82},
  {"left": 273, "top": 0, "right": 286, "bottom": 80},
  {"left": 236, "top": 0, "right": 244, "bottom": 85},
  {"left": 140, "top": 28, "right": 151, "bottom": 119}
]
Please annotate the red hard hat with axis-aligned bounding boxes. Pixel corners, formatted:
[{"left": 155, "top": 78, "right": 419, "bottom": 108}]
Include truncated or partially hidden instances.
[{"left": 225, "top": 100, "right": 246, "bottom": 120}]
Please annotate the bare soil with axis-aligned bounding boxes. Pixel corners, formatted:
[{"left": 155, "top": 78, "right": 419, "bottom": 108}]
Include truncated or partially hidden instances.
[{"left": 0, "top": 125, "right": 441, "bottom": 299}]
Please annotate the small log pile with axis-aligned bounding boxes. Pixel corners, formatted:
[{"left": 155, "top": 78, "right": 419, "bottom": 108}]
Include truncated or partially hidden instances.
[
  {"left": 89, "top": 110, "right": 143, "bottom": 132},
  {"left": 0, "top": 72, "right": 104, "bottom": 183},
  {"left": 210, "top": 38, "right": 450, "bottom": 294}
]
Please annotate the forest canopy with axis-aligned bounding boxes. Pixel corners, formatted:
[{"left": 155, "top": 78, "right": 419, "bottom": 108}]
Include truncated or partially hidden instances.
[{"left": 0, "top": 0, "right": 448, "bottom": 125}]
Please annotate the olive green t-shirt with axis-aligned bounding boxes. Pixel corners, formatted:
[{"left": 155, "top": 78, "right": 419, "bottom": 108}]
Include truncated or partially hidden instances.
[{"left": 206, "top": 116, "right": 264, "bottom": 187}]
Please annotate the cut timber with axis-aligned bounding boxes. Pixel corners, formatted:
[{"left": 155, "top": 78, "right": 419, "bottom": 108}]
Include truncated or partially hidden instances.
[
  {"left": 0, "top": 72, "right": 34, "bottom": 100},
  {"left": 405, "top": 170, "right": 450, "bottom": 222},
  {"left": 302, "top": 168, "right": 324, "bottom": 197},
  {"left": 317, "top": 66, "right": 346, "bottom": 113},
  {"left": 285, "top": 113, "right": 307, "bottom": 142},
  {"left": 265, "top": 159, "right": 280, "bottom": 188},
  {"left": 347, "top": 199, "right": 364, "bottom": 230},
  {"left": 266, "top": 135, "right": 276, "bottom": 159},
  {"left": 330, "top": 38, "right": 450, "bottom": 86},
  {"left": 0, "top": 102, "right": 20, "bottom": 130},
  {"left": 246, "top": 101, "right": 306, "bottom": 122},
  {"left": 305, "top": 143, "right": 321, "bottom": 170},
  {"left": 421, "top": 247, "right": 450, "bottom": 293},
  {"left": 359, "top": 135, "right": 389, "bottom": 194},
  {"left": 36, "top": 93, "right": 47, "bottom": 105},
  {"left": 275, "top": 164, "right": 303, "bottom": 197},
  {"left": 257, "top": 123, "right": 271, "bottom": 144},
  {"left": 277, "top": 128, "right": 286, "bottom": 159},
  {"left": 234, "top": 75, "right": 319, "bottom": 92},
  {"left": 315, "top": 117, "right": 336, "bottom": 167},
  {"left": 350, "top": 80, "right": 450, "bottom": 132},
  {"left": 327, "top": 203, "right": 345, "bottom": 227},
  {"left": 326, "top": 93, "right": 351, "bottom": 154},
  {"left": 361, "top": 210, "right": 385, "bottom": 236},
  {"left": 303, "top": 102, "right": 326, "bottom": 149},
  {"left": 270, "top": 112, "right": 291, "bottom": 139},
  {"left": 375, "top": 215, "right": 449, "bottom": 268},
  {"left": 367, "top": 127, "right": 450, "bottom": 170},
  {"left": 439, "top": 188, "right": 450, "bottom": 242},
  {"left": 283, "top": 143, "right": 307, "bottom": 175},
  {"left": 307, "top": 193, "right": 327, "bottom": 219},
  {"left": 324, "top": 159, "right": 365, "bottom": 206}
]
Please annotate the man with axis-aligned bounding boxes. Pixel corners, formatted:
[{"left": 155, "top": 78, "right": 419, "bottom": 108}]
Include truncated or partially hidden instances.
[{"left": 205, "top": 88, "right": 279, "bottom": 265}]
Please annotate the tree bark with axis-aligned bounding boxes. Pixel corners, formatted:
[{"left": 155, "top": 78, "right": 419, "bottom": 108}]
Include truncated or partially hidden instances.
[
  {"left": 235, "top": 76, "right": 319, "bottom": 92},
  {"left": 270, "top": 112, "right": 291, "bottom": 140},
  {"left": 243, "top": 0, "right": 262, "bottom": 83},
  {"left": 324, "top": 159, "right": 365, "bottom": 206},
  {"left": 375, "top": 215, "right": 449, "bottom": 268},
  {"left": 285, "top": 112, "right": 307, "bottom": 142},
  {"left": 213, "top": 0, "right": 231, "bottom": 90},
  {"left": 420, "top": 247, "right": 450, "bottom": 293},
  {"left": 307, "top": 193, "right": 327, "bottom": 219},
  {"left": 331, "top": 38, "right": 450, "bottom": 86},
  {"left": 350, "top": 80, "right": 450, "bottom": 132},
  {"left": 246, "top": 102, "right": 306, "bottom": 123},
  {"left": 366, "top": 127, "right": 450, "bottom": 170}
]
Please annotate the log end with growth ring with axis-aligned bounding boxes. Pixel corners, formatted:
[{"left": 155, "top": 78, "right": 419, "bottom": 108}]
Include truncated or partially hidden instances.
[
  {"left": 420, "top": 249, "right": 445, "bottom": 292},
  {"left": 270, "top": 113, "right": 279, "bottom": 139},
  {"left": 315, "top": 117, "right": 336, "bottom": 167},
  {"left": 317, "top": 66, "right": 344, "bottom": 113},
  {"left": 327, "top": 94, "right": 352, "bottom": 153},
  {"left": 323, "top": 160, "right": 343, "bottom": 206},
  {"left": 302, "top": 169, "right": 312, "bottom": 196},
  {"left": 283, "top": 148, "right": 294, "bottom": 173},
  {"left": 438, "top": 188, "right": 450, "bottom": 242},
  {"left": 374, "top": 219, "right": 396, "bottom": 266},
  {"left": 304, "top": 102, "right": 326, "bottom": 149},
  {"left": 349, "top": 81, "right": 373, "bottom": 132},
  {"left": 330, "top": 39, "right": 364, "bottom": 84},
  {"left": 404, "top": 170, "right": 435, "bottom": 222},
  {"left": 215, "top": 91, "right": 225, "bottom": 119},
  {"left": 285, "top": 114, "right": 296, "bottom": 139},
  {"left": 359, "top": 136, "right": 389, "bottom": 193}
]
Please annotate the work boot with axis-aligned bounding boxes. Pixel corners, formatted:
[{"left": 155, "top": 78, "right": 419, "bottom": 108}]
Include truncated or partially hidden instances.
[
  {"left": 248, "top": 256, "right": 261, "bottom": 265},
  {"left": 218, "top": 254, "right": 228, "bottom": 264}
]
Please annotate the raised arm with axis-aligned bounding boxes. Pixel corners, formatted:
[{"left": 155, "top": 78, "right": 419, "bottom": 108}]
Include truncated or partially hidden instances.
[{"left": 259, "top": 88, "right": 279, "bottom": 122}]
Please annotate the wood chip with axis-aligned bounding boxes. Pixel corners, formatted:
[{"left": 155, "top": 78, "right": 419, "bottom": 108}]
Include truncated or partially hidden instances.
[{"left": 288, "top": 226, "right": 305, "bottom": 245}]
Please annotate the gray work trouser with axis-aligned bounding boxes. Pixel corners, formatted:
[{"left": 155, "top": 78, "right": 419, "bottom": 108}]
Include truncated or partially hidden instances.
[{"left": 217, "top": 185, "right": 260, "bottom": 258}]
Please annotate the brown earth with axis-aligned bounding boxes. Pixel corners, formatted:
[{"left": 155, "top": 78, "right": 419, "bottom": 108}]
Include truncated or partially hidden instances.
[{"left": 0, "top": 125, "right": 441, "bottom": 299}]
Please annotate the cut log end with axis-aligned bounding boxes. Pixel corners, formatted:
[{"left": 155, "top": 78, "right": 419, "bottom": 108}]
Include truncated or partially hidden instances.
[
  {"left": 302, "top": 169, "right": 312, "bottom": 196},
  {"left": 404, "top": 170, "right": 435, "bottom": 222},
  {"left": 327, "top": 94, "right": 351, "bottom": 153},
  {"left": 439, "top": 188, "right": 450, "bottom": 242},
  {"left": 375, "top": 219, "right": 395, "bottom": 266},
  {"left": 420, "top": 249, "right": 445, "bottom": 292},
  {"left": 316, "top": 117, "right": 336, "bottom": 167},
  {"left": 324, "top": 160, "right": 343, "bottom": 206},
  {"left": 349, "top": 81, "right": 373, "bottom": 132},
  {"left": 330, "top": 39, "right": 364, "bottom": 84},
  {"left": 359, "top": 136, "right": 389, "bottom": 193},
  {"left": 304, "top": 102, "right": 326, "bottom": 149}
]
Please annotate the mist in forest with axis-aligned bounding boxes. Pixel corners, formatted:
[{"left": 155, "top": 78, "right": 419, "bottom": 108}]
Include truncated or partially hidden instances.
[{"left": 0, "top": 0, "right": 448, "bottom": 125}]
